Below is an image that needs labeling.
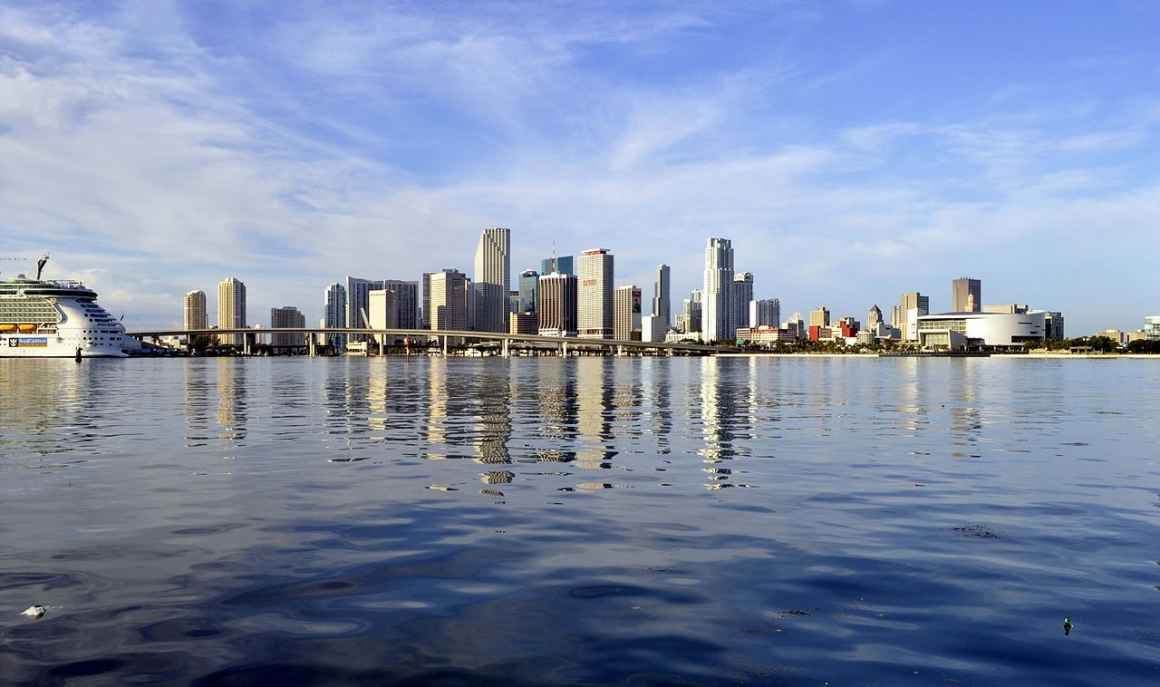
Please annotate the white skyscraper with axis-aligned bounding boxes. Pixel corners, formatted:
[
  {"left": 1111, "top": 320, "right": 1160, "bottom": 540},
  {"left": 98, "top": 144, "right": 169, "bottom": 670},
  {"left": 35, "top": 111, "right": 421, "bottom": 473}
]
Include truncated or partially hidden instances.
[
  {"left": 703, "top": 238, "right": 735, "bottom": 343},
  {"left": 472, "top": 227, "right": 511, "bottom": 333},
  {"left": 652, "top": 264, "right": 671, "bottom": 328},
  {"left": 184, "top": 290, "right": 207, "bottom": 331},
  {"left": 217, "top": 277, "right": 246, "bottom": 346},
  {"left": 578, "top": 249, "right": 614, "bottom": 339}
]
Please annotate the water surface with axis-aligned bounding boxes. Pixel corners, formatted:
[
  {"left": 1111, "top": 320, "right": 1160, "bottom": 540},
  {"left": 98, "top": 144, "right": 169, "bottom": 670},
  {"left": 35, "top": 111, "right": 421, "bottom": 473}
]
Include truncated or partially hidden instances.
[{"left": 2, "top": 357, "right": 1159, "bottom": 685}]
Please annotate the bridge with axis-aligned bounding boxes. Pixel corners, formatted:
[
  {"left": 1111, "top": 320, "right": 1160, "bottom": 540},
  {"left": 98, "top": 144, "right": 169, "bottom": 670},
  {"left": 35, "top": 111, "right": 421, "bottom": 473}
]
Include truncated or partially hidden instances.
[{"left": 126, "top": 327, "right": 723, "bottom": 356}]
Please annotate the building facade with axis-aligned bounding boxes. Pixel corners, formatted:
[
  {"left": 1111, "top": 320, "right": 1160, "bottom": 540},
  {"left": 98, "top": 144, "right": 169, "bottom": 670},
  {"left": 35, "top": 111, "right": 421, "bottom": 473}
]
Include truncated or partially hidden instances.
[
  {"left": 917, "top": 311, "right": 1046, "bottom": 350},
  {"left": 682, "top": 290, "right": 703, "bottom": 334},
  {"left": 184, "top": 290, "right": 207, "bottom": 331},
  {"left": 367, "top": 289, "right": 399, "bottom": 349},
  {"left": 540, "top": 255, "right": 574, "bottom": 276},
  {"left": 509, "top": 311, "right": 538, "bottom": 335},
  {"left": 428, "top": 270, "right": 469, "bottom": 332},
  {"left": 346, "top": 276, "right": 384, "bottom": 341},
  {"left": 578, "top": 249, "right": 614, "bottom": 339},
  {"left": 952, "top": 277, "right": 982, "bottom": 313},
  {"left": 473, "top": 227, "right": 511, "bottom": 333},
  {"left": 382, "top": 280, "right": 418, "bottom": 330},
  {"left": 731, "top": 272, "right": 754, "bottom": 331},
  {"left": 750, "top": 298, "right": 780, "bottom": 328},
  {"left": 614, "top": 285, "right": 642, "bottom": 341},
  {"left": 893, "top": 292, "right": 930, "bottom": 341},
  {"left": 217, "top": 277, "right": 246, "bottom": 346},
  {"left": 703, "top": 238, "right": 735, "bottom": 343},
  {"left": 652, "top": 264, "right": 671, "bottom": 328},
  {"left": 1146, "top": 315, "right": 1160, "bottom": 340},
  {"left": 538, "top": 272, "right": 578, "bottom": 337},
  {"left": 518, "top": 270, "right": 539, "bottom": 314},
  {"left": 270, "top": 306, "right": 306, "bottom": 347}
]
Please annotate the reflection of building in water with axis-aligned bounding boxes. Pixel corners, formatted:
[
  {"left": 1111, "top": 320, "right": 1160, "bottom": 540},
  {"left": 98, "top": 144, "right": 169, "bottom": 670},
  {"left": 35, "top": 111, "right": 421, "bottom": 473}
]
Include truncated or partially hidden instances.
[
  {"left": 216, "top": 358, "right": 247, "bottom": 442},
  {"left": 948, "top": 359, "right": 984, "bottom": 456},
  {"left": 643, "top": 358, "right": 672, "bottom": 451},
  {"left": 184, "top": 360, "right": 210, "bottom": 447},
  {"left": 367, "top": 360, "right": 389, "bottom": 439},
  {"left": 538, "top": 361, "right": 578, "bottom": 448},
  {"left": 475, "top": 369, "right": 512, "bottom": 464},
  {"left": 577, "top": 358, "right": 616, "bottom": 469},
  {"left": 698, "top": 357, "right": 743, "bottom": 471},
  {"left": 481, "top": 470, "right": 514, "bottom": 485},
  {"left": 424, "top": 358, "right": 449, "bottom": 457}
]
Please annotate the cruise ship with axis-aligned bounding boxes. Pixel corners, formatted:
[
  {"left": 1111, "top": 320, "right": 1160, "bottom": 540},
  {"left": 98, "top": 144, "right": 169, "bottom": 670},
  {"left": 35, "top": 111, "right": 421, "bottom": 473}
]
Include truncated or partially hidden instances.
[{"left": 0, "top": 256, "right": 129, "bottom": 358}]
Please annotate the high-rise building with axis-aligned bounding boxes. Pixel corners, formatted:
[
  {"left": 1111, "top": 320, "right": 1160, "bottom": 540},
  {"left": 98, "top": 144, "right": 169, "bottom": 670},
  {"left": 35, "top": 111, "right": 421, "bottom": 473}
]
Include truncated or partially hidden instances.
[
  {"left": 346, "top": 276, "right": 384, "bottom": 341},
  {"left": 681, "top": 290, "right": 703, "bottom": 334},
  {"left": 184, "top": 290, "right": 207, "bottom": 331},
  {"left": 508, "top": 290, "right": 520, "bottom": 314},
  {"left": 703, "top": 238, "right": 735, "bottom": 343},
  {"left": 217, "top": 277, "right": 246, "bottom": 346},
  {"left": 578, "top": 249, "right": 614, "bottom": 339},
  {"left": 892, "top": 292, "right": 930, "bottom": 341},
  {"left": 750, "top": 298, "right": 780, "bottom": 328},
  {"left": 382, "top": 280, "right": 418, "bottom": 329},
  {"left": 509, "top": 312, "right": 538, "bottom": 335},
  {"left": 614, "top": 285, "right": 642, "bottom": 341},
  {"left": 1145, "top": 315, "right": 1160, "bottom": 340},
  {"left": 519, "top": 270, "right": 539, "bottom": 314},
  {"left": 652, "top": 264, "right": 671, "bottom": 328},
  {"left": 541, "top": 255, "right": 574, "bottom": 276},
  {"left": 422, "top": 270, "right": 455, "bottom": 330},
  {"left": 1042, "top": 311, "right": 1065, "bottom": 340},
  {"left": 323, "top": 283, "right": 347, "bottom": 348},
  {"left": 809, "top": 306, "right": 830, "bottom": 328},
  {"left": 538, "top": 272, "right": 578, "bottom": 337},
  {"left": 428, "top": 270, "right": 469, "bottom": 332},
  {"left": 867, "top": 304, "right": 883, "bottom": 328},
  {"left": 270, "top": 306, "right": 305, "bottom": 347},
  {"left": 641, "top": 315, "right": 665, "bottom": 343},
  {"left": 368, "top": 289, "right": 398, "bottom": 349},
  {"left": 952, "top": 277, "right": 982, "bottom": 313},
  {"left": 473, "top": 227, "right": 511, "bottom": 333},
  {"left": 731, "top": 272, "right": 754, "bottom": 331}
]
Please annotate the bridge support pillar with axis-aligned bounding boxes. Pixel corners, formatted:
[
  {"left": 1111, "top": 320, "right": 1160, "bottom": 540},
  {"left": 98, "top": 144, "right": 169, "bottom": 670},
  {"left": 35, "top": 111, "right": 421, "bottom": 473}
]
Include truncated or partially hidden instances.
[
  {"left": 442, "top": 335, "right": 449, "bottom": 356},
  {"left": 243, "top": 333, "right": 252, "bottom": 356},
  {"left": 308, "top": 336, "right": 317, "bottom": 357},
  {"left": 559, "top": 341, "right": 568, "bottom": 358},
  {"left": 617, "top": 345, "right": 625, "bottom": 357},
  {"left": 502, "top": 338, "right": 510, "bottom": 358}
]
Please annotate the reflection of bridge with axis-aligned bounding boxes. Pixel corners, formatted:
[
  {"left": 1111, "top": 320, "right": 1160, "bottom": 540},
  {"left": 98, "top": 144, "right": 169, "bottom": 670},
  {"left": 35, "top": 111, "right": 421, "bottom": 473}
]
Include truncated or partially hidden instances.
[{"left": 127, "top": 328, "right": 720, "bottom": 356}]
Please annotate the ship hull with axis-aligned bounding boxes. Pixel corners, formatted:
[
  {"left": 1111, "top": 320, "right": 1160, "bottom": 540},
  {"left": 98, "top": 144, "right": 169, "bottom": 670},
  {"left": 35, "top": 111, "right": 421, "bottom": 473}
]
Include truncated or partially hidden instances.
[{"left": 0, "top": 335, "right": 127, "bottom": 358}]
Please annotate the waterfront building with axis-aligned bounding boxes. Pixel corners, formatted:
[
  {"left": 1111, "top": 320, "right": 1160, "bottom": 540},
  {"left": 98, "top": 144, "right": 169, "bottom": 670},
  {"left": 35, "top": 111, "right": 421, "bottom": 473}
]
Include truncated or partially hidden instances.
[
  {"left": 983, "top": 303, "right": 1029, "bottom": 314},
  {"left": 614, "top": 285, "right": 642, "bottom": 341},
  {"left": 1039, "top": 311, "right": 1065, "bottom": 340},
  {"left": 703, "top": 238, "right": 735, "bottom": 343},
  {"left": 509, "top": 311, "right": 537, "bottom": 335},
  {"left": 737, "top": 326, "right": 799, "bottom": 348},
  {"left": 682, "top": 290, "right": 703, "bottom": 334},
  {"left": 867, "top": 304, "right": 883, "bottom": 329},
  {"left": 368, "top": 289, "right": 399, "bottom": 349},
  {"left": 270, "top": 306, "right": 305, "bottom": 347},
  {"left": 473, "top": 227, "right": 511, "bottom": 333},
  {"left": 538, "top": 272, "right": 578, "bottom": 337},
  {"left": 345, "top": 276, "right": 384, "bottom": 342},
  {"left": 541, "top": 255, "right": 574, "bottom": 276},
  {"left": 952, "top": 277, "right": 982, "bottom": 313},
  {"left": 917, "top": 311, "right": 1045, "bottom": 351},
  {"left": 184, "top": 290, "right": 207, "bottom": 332},
  {"left": 217, "top": 277, "right": 246, "bottom": 346},
  {"left": 508, "top": 290, "right": 520, "bottom": 315},
  {"left": 750, "top": 298, "right": 780, "bottom": 328},
  {"left": 838, "top": 315, "right": 859, "bottom": 337},
  {"left": 641, "top": 314, "right": 665, "bottom": 343},
  {"left": 652, "top": 264, "right": 671, "bottom": 328},
  {"left": 1146, "top": 315, "right": 1160, "bottom": 340},
  {"left": 422, "top": 269, "right": 457, "bottom": 330},
  {"left": 578, "top": 249, "right": 614, "bottom": 339},
  {"left": 809, "top": 306, "right": 830, "bottom": 328},
  {"left": 731, "top": 272, "right": 754, "bottom": 330},
  {"left": 382, "top": 280, "right": 419, "bottom": 329},
  {"left": 322, "top": 283, "right": 347, "bottom": 347},
  {"left": 428, "top": 270, "right": 469, "bottom": 332},
  {"left": 892, "top": 292, "right": 930, "bottom": 341},
  {"left": 519, "top": 270, "right": 539, "bottom": 314}
]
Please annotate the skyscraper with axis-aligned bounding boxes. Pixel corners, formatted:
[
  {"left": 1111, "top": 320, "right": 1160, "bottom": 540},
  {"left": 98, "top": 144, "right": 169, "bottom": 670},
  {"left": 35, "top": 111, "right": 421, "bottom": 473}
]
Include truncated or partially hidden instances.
[
  {"left": 323, "top": 282, "right": 347, "bottom": 348},
  {"left": 368, "top": 289, "right": 398, "bottom": 349},
  {"left": 270, "top": 306, "right": 305, "bottom": 347},
  {"left": 683, "top": 290, "right": 703, "bottom": 334},
  {"left": 473, "top": 227, "right": 511, "bottom": 333},
  {"left": 652, "top": 264, "right": 671, "bottom": 328},
  {"left": 614, "top": 285, "right": 642, "bottom": 341},
  {"left": 750, "top": 298, "right": 780, "bottom": 328},
  {"left": 703, "top": 238, "right": 735, "bottom": 343},
  {"left": 346, "top": 276, "right": 384, "bottom": 341},
  {"left": 217, "top": 277, "right": 246, "bottom": 346},
  {"left": 383, "top": 280, "right": 419, "bottom": 329},
  {"left": 578, "top": 249, "right": 614, "bottom": 339},
  {"left": 541, "top": 255, "right": 574, "bottom": 276},
  {"left": 538, "top": 272, "right": 578, "bottom": 337},
  {"left": 893, "top": 292, "right": 930, "bottom": 341},
  {"left": 867, "top": 304, "right": 883, "bottom": 328},
  {"left": 428, "top": 270, "right": 469, "bottom": 332},
  {"left": 184, "top": 290, "right": 207, "bottom": 331},
  {"left": 952, "top": 277, "right": 982, "bottom": 313},
  {"left": 732, "top": 272, "right": 754, "bottom": 331},
  {"left": 809, "top": 306, "right": 830, "bottom": 328},
  {"left": 519, "top": 270, "right": 539, "bottom": 314}
]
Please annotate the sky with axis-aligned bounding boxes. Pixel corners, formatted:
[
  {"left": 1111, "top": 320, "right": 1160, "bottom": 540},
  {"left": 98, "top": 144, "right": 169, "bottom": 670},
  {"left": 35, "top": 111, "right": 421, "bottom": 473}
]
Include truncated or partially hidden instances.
[{"left": 1, "top": 0, "right": 1158, "bottom": 334}]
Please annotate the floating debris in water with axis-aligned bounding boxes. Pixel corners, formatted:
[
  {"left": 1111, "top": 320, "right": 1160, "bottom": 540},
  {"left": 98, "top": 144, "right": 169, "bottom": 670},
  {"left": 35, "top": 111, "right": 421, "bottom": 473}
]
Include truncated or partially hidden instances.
[
  {"left": 21, "top": 605, "right": 46, "bottom": 619},
  {"left": 1063, "top": 616, "right": 1074, "bottom": 636},
  {"left": 427, "top": 484, "right": 457, "bottom": 492},
  {"left": 953, "top": 525, "right": 999, "bottom": 539}
]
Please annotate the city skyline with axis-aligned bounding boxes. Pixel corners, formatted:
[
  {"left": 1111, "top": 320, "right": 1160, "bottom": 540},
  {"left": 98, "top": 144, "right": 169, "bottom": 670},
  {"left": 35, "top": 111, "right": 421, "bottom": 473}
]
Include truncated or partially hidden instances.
[{"left": 3, "top": 2, "right": 1159, "bottom": 334}]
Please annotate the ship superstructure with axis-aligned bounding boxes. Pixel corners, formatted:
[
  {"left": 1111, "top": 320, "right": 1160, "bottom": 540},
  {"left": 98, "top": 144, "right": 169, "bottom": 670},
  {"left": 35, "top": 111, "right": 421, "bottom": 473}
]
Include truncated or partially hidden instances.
[{"left": 0, "top": 257, "right": 128, "bottom": 358}]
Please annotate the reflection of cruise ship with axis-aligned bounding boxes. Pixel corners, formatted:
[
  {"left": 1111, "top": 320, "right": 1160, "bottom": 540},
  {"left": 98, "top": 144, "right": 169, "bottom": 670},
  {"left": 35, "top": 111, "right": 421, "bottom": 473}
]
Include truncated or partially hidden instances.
[{"left": 0, "top": 256, "right": 128, "bottom": 358}]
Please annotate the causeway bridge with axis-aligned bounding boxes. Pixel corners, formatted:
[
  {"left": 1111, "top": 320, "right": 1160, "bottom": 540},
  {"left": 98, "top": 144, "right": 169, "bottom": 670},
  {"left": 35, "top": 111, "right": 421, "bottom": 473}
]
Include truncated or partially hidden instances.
[{"left": 126, "top": 327, "right": 722, "bottom": 356}]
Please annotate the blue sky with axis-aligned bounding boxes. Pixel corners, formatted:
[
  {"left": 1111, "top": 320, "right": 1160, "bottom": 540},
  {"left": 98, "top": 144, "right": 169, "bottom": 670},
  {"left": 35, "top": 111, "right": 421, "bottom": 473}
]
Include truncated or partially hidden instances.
[{"left": 1, "top": 0, "right": 1158, "bottom": 333}]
